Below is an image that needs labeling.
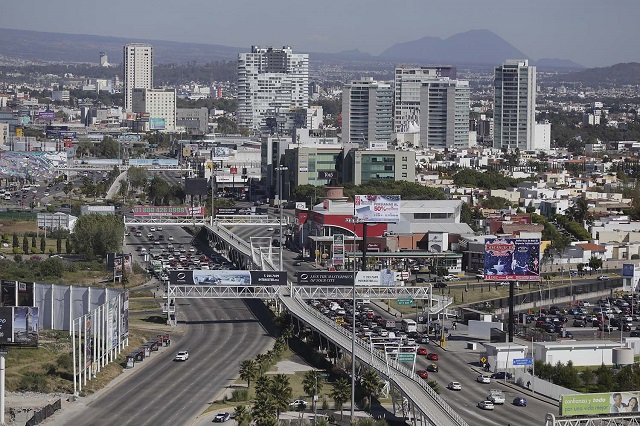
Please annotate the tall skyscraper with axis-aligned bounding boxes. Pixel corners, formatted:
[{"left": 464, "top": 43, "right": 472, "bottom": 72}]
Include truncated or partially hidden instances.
[
  {"left": 237, "top": 46, "right": 309, "bottom": 133},
  {"left": 394, "top": 66, "right": 456, "bottom": 133},
  {"left": 493, "top": 59, "right": 536, "bottom": 150},
  {"left": 342, "top": 77, "right": 393, "bottom": 145},
  {"left": 123, "top": 43, "right": 153, "bottom": 112},
  {"left": 394, "top": 66, "right": 468, "bottom": 150}
]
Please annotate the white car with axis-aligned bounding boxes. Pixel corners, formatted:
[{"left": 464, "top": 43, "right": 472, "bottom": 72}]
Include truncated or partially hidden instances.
[
  {"left": 477, "top": 375, "right": 491, "bottom": 384},
  {"left": 149, "top": 227, "right": 156, "bottom": 232},
  {"left": 157, "top": 226, "right": 163, "bottom": 231},
  {"left": 478, "top": 400, "right": 495, "bottom": 410},
  {"left": 213, "top": 412, "right": 230, "bottom": 422},
  {"left": 447, "top": 381, "right": 462, "bottom": 391},
  {"left": 488, "top": 390, "right": 505, "bottom": 404},
  {"left": 174, "top": 350, "right": 189, "bottom": 361},
  {"left": 597, "top": 275, "right": 609, "bottom": 281},
  {"left": 168, "top": 236, "right": 174, "bottom": 241},
  {"left": 289, "top": 400, "right": 308, "bottom": 408}
]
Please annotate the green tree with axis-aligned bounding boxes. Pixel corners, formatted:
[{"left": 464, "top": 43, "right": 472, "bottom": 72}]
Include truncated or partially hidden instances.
[
  {"left": 95, "top": 136, "right": 120, "bottom": 158},
  {"left": 39, "top": 258, "right": 65, "bottom": 278},
  {"left": 31, "top": 235, "right": 37, "bottom": 248},
  {"left": 12, "top": 232, "right": 18, "bottom": 248},
  {"left": 22, "top": 235, "right": 29, "bottom": 254},
  {"left": 596, "top": 364, "right": 615, "bottom": 392},
  {"left": 330, "top": 377, "right": 351, "bottom": 421},
  {"left": 56, "top": 237, "right": 62, "bottom": 253},
  {"left": 581, "top": 367, "right": 594, "bottom": 391},
  {"left": 71, "top": 214, "right": 125, "bottom": 259},
  {"left": 239, "top": 359, "right": 258, "bottom": 388},
  {"left": 251, "top": 392, "right": 277, "bottom": 426},
  {"left": 40, "top": 235, "right": 46, "bottom": 253},
  {"left": 270, "top": 374, "right": 292, "bottom": 419},
  {"left": 127, "top": 166, "right": 148, "bottom": 190},
  {"left": 148, "top": 176, "right": 172, "bottom": 205},
  {"left": 65, "top": 237, "right": 72, "bottom": 254},
  {"left": 427, "top": 380, "right": 441, "bottom": 394},
  {"left": 254, "top": 375, "right": 272, "bottom": 396},
  {"left": 303, "top": 370, "right": 324, "bottom": 413},
  {"left": 359, "top": 370, "right": 382, "bottom": 412},
  {"left": 588, "top": 256, "right": 603, "bottom": 271},
  {"left": 292, "top": 184, "right": 324, "bottom": 204},
  {"left": 480, "top": 196, "right": 512, "bottom": 210},
  {"left": 234, "top": 405, "right": 252, "bottom": 426}
]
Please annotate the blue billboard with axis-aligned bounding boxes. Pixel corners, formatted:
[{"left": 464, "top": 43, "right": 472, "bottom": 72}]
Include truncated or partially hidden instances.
[
  {"left": 149, "top": 118, "right": 166, "bottom": 130},
  {"left": 128, "top": 158, "right": 178, "bottom": 167},
  {"left": 484, "top": 238, "right": 541, "bottom": 282}
]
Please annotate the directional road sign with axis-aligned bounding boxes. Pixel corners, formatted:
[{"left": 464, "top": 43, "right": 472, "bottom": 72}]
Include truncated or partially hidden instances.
[
  {"left": 398, "top": 353, "right": 416, "bottom": 362},
  {"left": 512, "top": 357, "right": 533, "bottom": 366},
  {"left": 397, "top": 298, "right": 414, "bottom": 306}
]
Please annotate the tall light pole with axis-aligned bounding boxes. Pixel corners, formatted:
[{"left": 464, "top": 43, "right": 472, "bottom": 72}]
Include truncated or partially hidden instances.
[
  {"left": 275, "top": 166, "right": 288, "bottom": 271},
  {"left": 345, "top": 216, "right": 359, "bottom": 422}
]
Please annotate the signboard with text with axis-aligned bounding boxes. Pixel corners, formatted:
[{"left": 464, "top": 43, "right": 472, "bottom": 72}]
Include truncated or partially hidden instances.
[
  {"left": 333, "top": 234, "right": 344, "bottom": 266},
  {"left": 484, "top": 238, "right": 541, "bottom": 282},
  {"left": 133, "top": 206, "right": 205, "bottom": 217},
  {"left": 297, "top": 271, "right": 353, "bottom": 286},
  {"left": 38, "top": 111, "right": 55, "bottom": 120},
  {"left": 170, "top": 270, "right": 287, "bottom": 286},
  {"left": 560, "top": 392, "right": 640, "bottom": 417},
  {"left": 354, "top": 195, "right": 401, "bottom": 223}
]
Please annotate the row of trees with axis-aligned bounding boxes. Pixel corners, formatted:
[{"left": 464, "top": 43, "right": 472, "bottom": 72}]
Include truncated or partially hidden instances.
[
  {"left": 535, "top": 361, "right": 640, "bottom": 393},
  {"left": 291, "top": 181, "right": 446, "bottom": 204}
]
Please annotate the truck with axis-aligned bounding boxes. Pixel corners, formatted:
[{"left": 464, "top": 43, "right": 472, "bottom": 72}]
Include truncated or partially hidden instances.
[{"left": 401, "top": 319, "right": 417, "bottom": 333}]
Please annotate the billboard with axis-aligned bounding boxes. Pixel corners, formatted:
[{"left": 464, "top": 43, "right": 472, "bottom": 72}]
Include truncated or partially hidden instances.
[
  {"left": 169, "top": 270, "right": 287, "bottom": 286},
  {"left": 622, "top": 264, "right": 635, "bottom": 277},
  {"left": 561, "top": 392, "right": 640, "bottom": 416},
  {"left": 149, "top": 118, "right": 166, "bottom": 130},
  {"left": 356, "top": 270, "right": 397, "bottom": 287},
  {"left": 38, "top": 111, "right": 55, "bottom": 120},
  {"left": 212, "top": 147, "right": 231, "bottom": 160},
  {"left": 484, "top": 238, "right": 541, "bottom": 282},
  {"left": 133, "top": 206, "right": 205, "bottom": 217},
  {"left": 128, "top": 158, "right": 179, "bottom": 167},
  {"left": 297, "top": 271, "right": 354, "bottom": 286},
  {"left": 185, "top": 178, "right": 209, "bottom": 196},
  {"left": 215, "top": 207, "right": 265, "bottom": 215},
  {"left": 14, "top": 307, "right": 39, "bottom": 346},
  {"left": 0, "top": 307, "right": 13, "bottom": 343},
  {"left": 354, "top": 195, "right": 401, "bottom": 223}
]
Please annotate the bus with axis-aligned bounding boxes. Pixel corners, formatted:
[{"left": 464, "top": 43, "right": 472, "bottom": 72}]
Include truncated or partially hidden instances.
[{"left": 400, "top": 319, "right": 417, "bottom": 333}]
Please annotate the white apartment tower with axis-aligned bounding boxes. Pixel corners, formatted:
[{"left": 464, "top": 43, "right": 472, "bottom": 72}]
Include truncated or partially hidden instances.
[
  {"left": 123, "top": 43, "right": 153, "bottom": 112},
  {"left": 394, "top": 66, "right": 469, "bottom": 150},
  {"left": 237, "top": 46, "right": 309, "bottom": 132},
  {"left": 342, "top": 77, "right": 393, "bottom": 145},
  {"left": 493, "top": 59, "right": 536, "bottom": 150}
]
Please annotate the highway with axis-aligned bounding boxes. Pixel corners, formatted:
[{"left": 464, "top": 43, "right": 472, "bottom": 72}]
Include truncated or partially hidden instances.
[{"left": 61, "top": 296, "right": 275, "bottom": 426}]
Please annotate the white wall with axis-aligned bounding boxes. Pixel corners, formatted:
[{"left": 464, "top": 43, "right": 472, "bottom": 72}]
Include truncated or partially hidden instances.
[{"left": 468, "top": 320, "right": 503, "bottom": 340}]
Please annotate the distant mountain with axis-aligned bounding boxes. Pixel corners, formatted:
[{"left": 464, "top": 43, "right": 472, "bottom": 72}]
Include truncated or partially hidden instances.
[
  {"left": 0, "top": 28, "right": 243, "bottom": 64},
  {"left": 378, "top": 29, "right": 531, "bottom": 66},
  {"left": 534, "top": 58, "right": 585, "bottom": 71},
  {"left": 0, "top": 27, "right": 585, "bottom": 72},
  {"left": 546, "top": 62, "right": 640, "bottom": 85}
]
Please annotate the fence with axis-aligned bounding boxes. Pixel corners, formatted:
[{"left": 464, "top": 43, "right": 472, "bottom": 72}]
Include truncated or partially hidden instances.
[
  {"left": 514, "top": 370, "right": 574, "bottom": 403},
  {"left": 25, "top": 399, "right": 62, "bottom": 426}
]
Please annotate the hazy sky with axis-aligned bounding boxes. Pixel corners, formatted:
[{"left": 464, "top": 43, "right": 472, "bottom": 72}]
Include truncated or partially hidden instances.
[{"left": 3, "top": 0, "right": 639, "bottom": 67}]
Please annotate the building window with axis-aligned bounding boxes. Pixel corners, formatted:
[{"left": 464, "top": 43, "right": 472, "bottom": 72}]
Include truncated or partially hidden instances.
[{"left": 401, "top": 173, "right": 407, "bottom": 178}]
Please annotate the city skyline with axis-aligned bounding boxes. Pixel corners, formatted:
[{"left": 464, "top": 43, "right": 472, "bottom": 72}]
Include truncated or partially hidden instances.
[{"left": 1, "top": 0, "right": 639, "bottom": 68}]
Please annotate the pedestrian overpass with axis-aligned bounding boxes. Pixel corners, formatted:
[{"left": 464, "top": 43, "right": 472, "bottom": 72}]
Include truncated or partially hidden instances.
[{"left": 123, "top": 215, "right": 288, "bottom": 227}]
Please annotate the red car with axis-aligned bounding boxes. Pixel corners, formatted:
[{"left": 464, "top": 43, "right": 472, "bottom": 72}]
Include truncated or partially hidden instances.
[
  {"left": 417, "top": 347, "right": 428, "bottom": 355},
  {"left": 417, "top": 370, "right": 429, "bottom": 379},
  {"left": 426, "top": 353, "right": 439, "bottom": 361}
]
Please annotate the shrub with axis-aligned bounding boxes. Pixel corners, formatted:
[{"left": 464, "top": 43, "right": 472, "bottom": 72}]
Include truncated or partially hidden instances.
[
  {"left": 18, "top": 372, "right": 49, "bottom": 392},
  {"left": 56, "top": 353, "right": 73, "bottom": 371},
  {"left": 230, "top": 388, "right": 249, "bottom": 402},
  {"left": 12, "top": 248, "right": 23, "bottom": 255}
]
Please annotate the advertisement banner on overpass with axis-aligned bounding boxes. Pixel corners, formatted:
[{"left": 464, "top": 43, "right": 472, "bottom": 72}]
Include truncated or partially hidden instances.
[
  {"left": 133, "top": 206, "right": 205, "bottom": 217},
  {"left": 560, "top": 392, "right": 640, "bottom": 416},
  {"left": 169, "top": 270, "right": 287, "bottom": 286},
  {"left": 297, "top": 271, "right": 353, "bottom": 286},
  {"left": 128, "top": 159, "right": 179, "bottom": 167}
]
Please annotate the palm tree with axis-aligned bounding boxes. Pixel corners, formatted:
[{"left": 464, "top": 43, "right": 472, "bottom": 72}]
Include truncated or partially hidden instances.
[
  {"left": 270, "top": 373, "right": 292, "bottom": 419},
  {"left": 255, "top": 375, "right": 272, "bottom": 397},
  {"left": 239, "top": 359, "right": 258, "bottom": 388},
  {"left": 359, "top": 369, "right": 382, "bottom": 412},
  {"left": 234, "top": 405, "right": 252, "bottom": 426},
  {"left": 303, "top": 370, "right": 324, "bottom": 413},
  {"left": 252, "top": 392, "right": 277, "bottom": 426},
  {"left": 256, "top": 353, "right": 272, "bottom": 375},
  {"left": 330, "top": 377, "right": 351, "bottom": 421}
]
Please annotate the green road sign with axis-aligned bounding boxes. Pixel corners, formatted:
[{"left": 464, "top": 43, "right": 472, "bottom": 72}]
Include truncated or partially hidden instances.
[
  {"left": 397, "top": 353, "right": 416, "bottom": 362},
  {"left": 397, "top": 298, "right": 414, "bottom": 306}
]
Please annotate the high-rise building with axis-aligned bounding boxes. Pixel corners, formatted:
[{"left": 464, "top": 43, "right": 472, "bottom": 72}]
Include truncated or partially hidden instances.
[
  {"left": 341, "top": 77, "right": 393, "bottom": 145},
  {"left": 132, "top": 88, "right": 176, "bottom": 131},
  {"left": 237, "top": 46, "right": 309, "bottom": 133},
  {"left": 123, "top": 43, "right": 153, "bottom": 112},
  {"left": 394, "top": 66, "right": 456, "bottom": 133},
  {"left": 493, "top": 59, "right": 536, "bottom": 150},
  {"left": 99, "top": 52, "right": 110, "bottom": 67}
]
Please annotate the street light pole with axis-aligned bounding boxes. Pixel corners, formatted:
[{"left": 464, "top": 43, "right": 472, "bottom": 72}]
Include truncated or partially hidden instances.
[{"left": 275, "top": 166, "right": 288, "bottom": 271}]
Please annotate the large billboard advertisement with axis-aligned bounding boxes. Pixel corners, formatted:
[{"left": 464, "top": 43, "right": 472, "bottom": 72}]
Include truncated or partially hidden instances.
[
  {"left": 561, "top": 392, "right": 640, "bottom": 416},
  {"left": 148, "top": 118, "right": 166, "bottom": 130},
  {"left": 133, "top": 206, "right": 205, "bottom": 217},
  {"left": 215, "top": 207, "right": 267, "bottom": 215},
  {"left": 185, "top": 178, "right": 209, "bottom": 196},
  {"left": 484, "top": 238, "right": 541, "bottom": 282},
  {"left": 14, "top": 307, "right": 38, "bottom": 346},
  {"left": 354, "top": 195, "right": 401, "bottom": 223},
  {"left": 169, "top": 270, "right": 287, "bottom": 286},
  {"left": 0, "top": 307, "right": 13, "bottom": 344},
  {"left": 296, "top": 270, "right": 397, "bottom": 286},
  {"left": 333, "top": 234, "right": 345, "bottom": 266},
  {"left": 128, "top": 159, "right": 179, "bottom": 167}
]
